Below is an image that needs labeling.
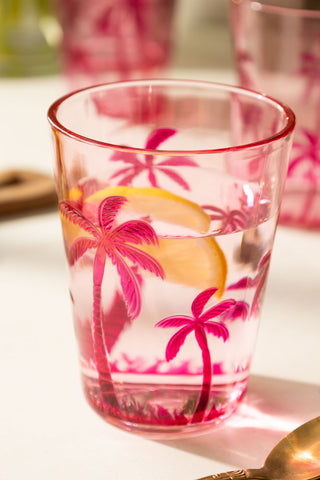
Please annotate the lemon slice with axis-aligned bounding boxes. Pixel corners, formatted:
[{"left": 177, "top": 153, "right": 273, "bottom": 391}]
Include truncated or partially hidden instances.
[
  {"left": 68, "top": 187, "right": 83, "bottom": 202},
  {"left": 86, "top": 186, "right": 211, "bottom": 234},
  {"left": 139, "top": 237, "right": 227, "bottom": 297},
  {"left": 62, "top": 185, "right": 227, "bottom": 295}
]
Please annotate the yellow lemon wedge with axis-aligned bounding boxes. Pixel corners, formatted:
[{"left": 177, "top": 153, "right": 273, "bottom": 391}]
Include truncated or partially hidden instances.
[
  {"left": 139, "top": 237, "right": 227, "bottom": 297},
  {"left": 86, "top": 185, "right": 211, "bottom": 234},
  {"left": 87, "top": 185, "right": 227, "bottom": 295},
  {"left": 62, "top": 185, "right": 227, "bottom": 295},
  {"left": 68, "top": 187, "right": 83, "bottom": 202}
]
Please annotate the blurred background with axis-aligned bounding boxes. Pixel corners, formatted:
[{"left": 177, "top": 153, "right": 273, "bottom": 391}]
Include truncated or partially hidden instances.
[
  {"left": 0, "top": 0, "right": 233, "bottom": 185},
  {"left": 173, "top": 0, "right": 231, "bottom": 70},
  {"left": 0, "top": 0, "right": 232, "bottom": 83}
]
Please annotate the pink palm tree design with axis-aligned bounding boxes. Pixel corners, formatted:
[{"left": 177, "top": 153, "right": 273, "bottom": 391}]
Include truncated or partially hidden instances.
[
  {"left": 288, "top": 128, "right": 320, "bottom": 184},
  {"left": 286, "top": 127, "right": 320, "bottom": 221},
  {"left": 109, "top": 128, "right": 198, "bottom": 190},
  {"left": 58, "top": 0, "right": 158, "bottom": 78},
  {"left": 202, "top": 204, "right": 248, "bottom": 234},
  {"left": 95, "top": 0, "right": 151, "bottom": 77},
  {"left": 59, "top": 195, "right": 164, "bottom": 406},
  {"left": 156, "top": 288, "right": 235, "bottom": 423},
  {"left": 227, "top": 250, "right": 271, "bottom": 315},
  {"left": 203, "top": 191, "right": 270, "bottom": 236},
  {"left": 298, "top": 48, "right": 320, "bottom": 101}
]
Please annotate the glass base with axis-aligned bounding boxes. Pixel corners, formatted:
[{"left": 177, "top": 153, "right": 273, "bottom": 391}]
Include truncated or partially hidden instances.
[{"left": 82, "top": 375, "right": 247, "bottom": 439}]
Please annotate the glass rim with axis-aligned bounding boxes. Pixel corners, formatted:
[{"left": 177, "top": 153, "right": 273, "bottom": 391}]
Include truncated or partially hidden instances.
[
  {"left": 47, "top": 79, "right": 295, "bottom": 156},
  {"left": 247, "top": 0, "right": 320, "bottom": 18}
]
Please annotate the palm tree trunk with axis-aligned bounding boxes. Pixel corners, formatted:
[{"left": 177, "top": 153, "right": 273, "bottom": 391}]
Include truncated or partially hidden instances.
[
  {"left": 191, "top": 329, "right": 212, "bottom": 424},
  {"left": 92, "top": 248, "right": 119, "bottom": 412}
]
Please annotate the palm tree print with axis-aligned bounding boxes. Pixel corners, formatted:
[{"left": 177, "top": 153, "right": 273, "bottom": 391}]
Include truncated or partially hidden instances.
[
  {"left": 109, "top": 128, "right": 198, "bottom": 190},
  {"left": 59, "top": 195, "right": 164, "bottom": 406},
  {"left": 156, "top": 287, "right": 235, "bottom": 423},
  {"left": 202, "top": 204, "right": 247, "bottom": 234},
  {"left": 203, "top": 190, "right": 270, "bottom": 236},
  {"left": 58, "top": 0, "right": 158, "bottom": 78},
  {"left": 288, "top": 128, "right": 320, "bottom": 185},
  {"left": 298, "top": 48, "right": 320, "bottom": 101}
]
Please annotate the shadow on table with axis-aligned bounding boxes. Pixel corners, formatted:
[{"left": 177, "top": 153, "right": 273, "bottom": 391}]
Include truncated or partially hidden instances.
[{"left": 160, "top": 374, "right": 320, "bottom": 469}]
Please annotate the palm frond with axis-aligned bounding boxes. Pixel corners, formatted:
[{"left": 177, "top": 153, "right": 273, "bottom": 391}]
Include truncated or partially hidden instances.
[
  {"left": 191, "top": 288, "right": 218, "bottom": 318},
  {"left": 145, "top": 128, "right": 176, "bottom": 150},
  {"left": 204, "top": 322, "right": 229, "bottom": 342},
  {"left": 99, "top": 195, "right": 127, "bottom": 231},
  {"left": 114, "top": 220, "right": 159, "bottom": 245},
  {"left": 59, "top": 201, "right": 99, "bottom": 238},
  {"left": 115, "top": 243, "right": 164, "bottom": 279},
  {"left": 159, "top": 167, "right": 191, "bottom": 190},
  {"left": 155, "top": 315, "right": 192, "bottom": 329},
  {"left": 201, "top": 299, "right": 236, "bottom": 321},
  {"left": 69, "top": 237, "right": 97, "bottom": 265},
  {"left": 115, "top": 255, "right": 141, "bottom": 319},
  {"left": 165, "top": 325, "right": 194, "bottom": 362}
]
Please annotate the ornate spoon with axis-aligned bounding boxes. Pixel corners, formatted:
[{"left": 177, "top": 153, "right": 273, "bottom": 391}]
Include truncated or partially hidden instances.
[{"left": 196, "top": 416, "right": 320, "bottom": 480}]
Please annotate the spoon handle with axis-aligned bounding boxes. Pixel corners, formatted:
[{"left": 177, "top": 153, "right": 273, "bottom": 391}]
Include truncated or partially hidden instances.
[{"left": 196, "top": 470, "right": 250, "bottom": 479}]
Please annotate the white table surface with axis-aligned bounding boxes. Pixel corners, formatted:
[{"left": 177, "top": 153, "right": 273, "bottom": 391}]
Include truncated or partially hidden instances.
[{"left": 1, "top": 73, "right": 319, "bottom": 480}]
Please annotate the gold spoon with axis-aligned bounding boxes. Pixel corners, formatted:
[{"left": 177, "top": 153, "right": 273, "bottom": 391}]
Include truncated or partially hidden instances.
[{"left": 196, "top": 416, "right": 320, "bottom": 480}]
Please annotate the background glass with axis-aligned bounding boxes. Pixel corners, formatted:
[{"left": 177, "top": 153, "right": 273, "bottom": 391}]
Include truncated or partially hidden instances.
[
  {"left": 54, "top": 0, "right": 176, "bottom": 89},
  {"left": 230, "top": 0, "right": 320, "bottom": 229}
]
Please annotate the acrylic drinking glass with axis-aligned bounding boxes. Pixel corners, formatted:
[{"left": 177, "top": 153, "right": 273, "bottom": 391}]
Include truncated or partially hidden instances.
[
  {"left": 48, "top": 79, "right": 295, "bottom": 437},
  {"left": 54, "top": 0, "right": 176, "bottom": 90},
  {"left": 230, "top": 0, "right": 320, "bottom": 229}
]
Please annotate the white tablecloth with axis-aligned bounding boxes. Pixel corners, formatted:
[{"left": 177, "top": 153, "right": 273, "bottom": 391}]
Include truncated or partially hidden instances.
[{"left": 1, "top": 74, "right": 319, "bottom": 480}]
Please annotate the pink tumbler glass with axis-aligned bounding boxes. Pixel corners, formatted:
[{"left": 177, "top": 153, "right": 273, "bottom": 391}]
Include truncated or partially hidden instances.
[
  {"left": 230, "top": 0, "right": 320, "bottom": 229},
  {"left": 48, "top": 79, "right": 294, "bottom": 438}
]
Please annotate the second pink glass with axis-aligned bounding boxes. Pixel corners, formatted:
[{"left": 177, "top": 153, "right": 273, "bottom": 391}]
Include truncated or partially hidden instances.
[
  {"left": 54, "top": 0, "right": 176, "bottom": 89},
  {"left": 48, "top": 80, "right": 294, "bottom": 437},
  {"left": 230, "top": 0, "right": 320, "bottom": 229}
]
